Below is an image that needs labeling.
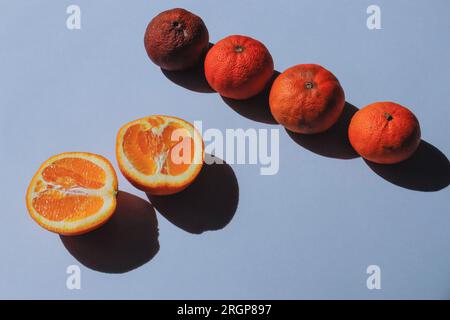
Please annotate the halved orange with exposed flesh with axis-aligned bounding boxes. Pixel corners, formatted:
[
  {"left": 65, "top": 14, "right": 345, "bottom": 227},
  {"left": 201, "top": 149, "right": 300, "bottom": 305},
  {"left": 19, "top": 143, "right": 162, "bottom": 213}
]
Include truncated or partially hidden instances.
[
  {"left": 116, "top": 115, "right": 204, "bottom": 195},
  {"left": 26, "top": 152, "right": 118, "bottom": 235}
]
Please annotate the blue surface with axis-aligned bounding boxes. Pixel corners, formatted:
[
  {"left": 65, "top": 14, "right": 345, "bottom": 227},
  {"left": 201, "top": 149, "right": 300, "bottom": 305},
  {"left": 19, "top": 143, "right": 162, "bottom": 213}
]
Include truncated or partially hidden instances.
[{"left": 0, "top": 0, "right": 449, "bottom": 299}]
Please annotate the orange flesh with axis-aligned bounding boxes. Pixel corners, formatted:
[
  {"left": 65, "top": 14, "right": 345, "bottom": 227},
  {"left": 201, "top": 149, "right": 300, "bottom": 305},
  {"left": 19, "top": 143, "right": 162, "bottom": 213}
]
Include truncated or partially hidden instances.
[
  {"left": 32, "top": 191, "right": 103, "bottom": 222},
  {"left": 42, "top": 158, "right": 106, "bottom": 189},
  {"left": 122, "top": 120, "right": 194, "bottom": 176},
  {"left": 31, "top": 157, "right": 106, "bottom": 221}
]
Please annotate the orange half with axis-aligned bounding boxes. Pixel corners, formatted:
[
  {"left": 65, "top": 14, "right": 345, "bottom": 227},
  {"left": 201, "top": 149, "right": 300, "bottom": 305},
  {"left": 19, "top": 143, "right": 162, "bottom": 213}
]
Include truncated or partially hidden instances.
[
  {"left": 116, "top": 115, "right": 204, "bottom": 195},
  {"left": 26, "top": 152, "right": 118, "bottom": 235}
]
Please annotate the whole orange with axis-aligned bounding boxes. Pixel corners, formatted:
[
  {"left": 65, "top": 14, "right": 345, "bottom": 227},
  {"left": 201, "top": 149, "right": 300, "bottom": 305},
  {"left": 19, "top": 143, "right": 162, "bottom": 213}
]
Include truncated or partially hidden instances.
[
  {"left": 348, "top": 102, "right": 421, "bottom": 164},
  {"left": 269, "top": 64, "right": 345, "bottom": 134},
  {"left": 204, "top": 35, "right": 274, "bottom": 100},
  {"left": 144, "top": 8, "right": 209, "bottom": 71}
]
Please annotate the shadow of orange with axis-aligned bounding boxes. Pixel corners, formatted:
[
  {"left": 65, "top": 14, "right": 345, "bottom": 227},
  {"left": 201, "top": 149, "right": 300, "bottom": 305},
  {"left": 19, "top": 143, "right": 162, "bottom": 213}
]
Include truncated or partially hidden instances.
[
  {"left": 221, "top": 71, "right": 280, "bottom": 125},
  {"left": 286, "top": 102, "right": 359, "bottom": 159},
  {"left": 148, "top": 155, "right": 239, "bottom": 234},
  {"left": 61, "top": 191, "right": 159, "bottom": 273},
  {"left": 161, "top": 42, "right": 215, "bottom": 93},
  {"left": 365, "top": 140, "right": 450, "bottom": 191}
]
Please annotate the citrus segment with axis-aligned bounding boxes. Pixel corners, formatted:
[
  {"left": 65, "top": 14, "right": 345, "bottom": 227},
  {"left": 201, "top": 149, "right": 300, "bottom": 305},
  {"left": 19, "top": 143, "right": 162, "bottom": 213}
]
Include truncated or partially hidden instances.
[
  {"left": 41, "top": 157, "right": 106, "bottom": 189},
  {"left": 32, "top": 192, "right": 104, "bottom": 222}
]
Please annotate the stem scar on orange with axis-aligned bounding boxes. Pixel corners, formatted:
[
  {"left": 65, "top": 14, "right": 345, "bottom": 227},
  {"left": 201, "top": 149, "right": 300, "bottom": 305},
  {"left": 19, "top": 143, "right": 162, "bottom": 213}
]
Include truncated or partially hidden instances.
[
  {"left": 26, "top": 152, "right": 118, "bottom": 236},
  {"left": 116, "top": 115, "right": 204, "bottom": 195},
  {"left": 204, "top": 35, "right": 274, "bottom": 100},
  {"left": 269, "top": 64, "right": 346, "bottom": 134},
  {"left": 348, "top": 102, "right": 421, "bottom": 164}
]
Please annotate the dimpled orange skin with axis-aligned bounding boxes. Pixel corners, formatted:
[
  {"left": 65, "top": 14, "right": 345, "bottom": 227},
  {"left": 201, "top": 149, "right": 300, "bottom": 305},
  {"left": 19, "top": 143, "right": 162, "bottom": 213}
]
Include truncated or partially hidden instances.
[
  {"left": 269, "top": 64, "right": 345, "bottom": 134},
  {"left": 204, "top": 35, "right": 274, "bottom": 100},
  {"left": 348, "top": 102, "right": 421, "bottom": 164},
  {"left": 144, "top": 8, "right": 209, "bottom": 71}
]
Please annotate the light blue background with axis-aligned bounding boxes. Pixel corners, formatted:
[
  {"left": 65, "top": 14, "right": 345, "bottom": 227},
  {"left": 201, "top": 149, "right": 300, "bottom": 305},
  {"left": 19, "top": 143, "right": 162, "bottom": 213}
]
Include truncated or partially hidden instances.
[{"left": 0, "top": 0, "right": 449, "bottom": 299}]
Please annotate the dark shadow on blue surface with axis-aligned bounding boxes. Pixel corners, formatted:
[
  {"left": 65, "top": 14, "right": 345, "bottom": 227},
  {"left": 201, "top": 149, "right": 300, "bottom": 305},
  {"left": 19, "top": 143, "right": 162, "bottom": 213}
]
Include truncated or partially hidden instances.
[
  {"left": 161, "top": 42, "right": 215, "bottom": 93},
  {"left": 365, "top": 140, "right": 450, "bottom": 192},
  {"left": 221, "top": 71, "right": 280, "bottom": 125},
  {"left": 147, "top": 155, "right": 239, "bottom": 234},
  {"left": 286, "top": 102, "right": 359, "bottom": 159},
  {"left": 60, "top": 191, "right": 159, "bottom": 273}
]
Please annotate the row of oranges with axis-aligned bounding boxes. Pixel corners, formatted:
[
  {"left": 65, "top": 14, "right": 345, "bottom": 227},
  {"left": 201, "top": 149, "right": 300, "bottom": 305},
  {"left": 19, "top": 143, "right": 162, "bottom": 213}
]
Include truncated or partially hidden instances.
[
  {"left": 145, "top": 8, "right": 421, "bottom": 165},
  {"left": 26, "top": 8, "right": 421, "bottom": 236}
]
